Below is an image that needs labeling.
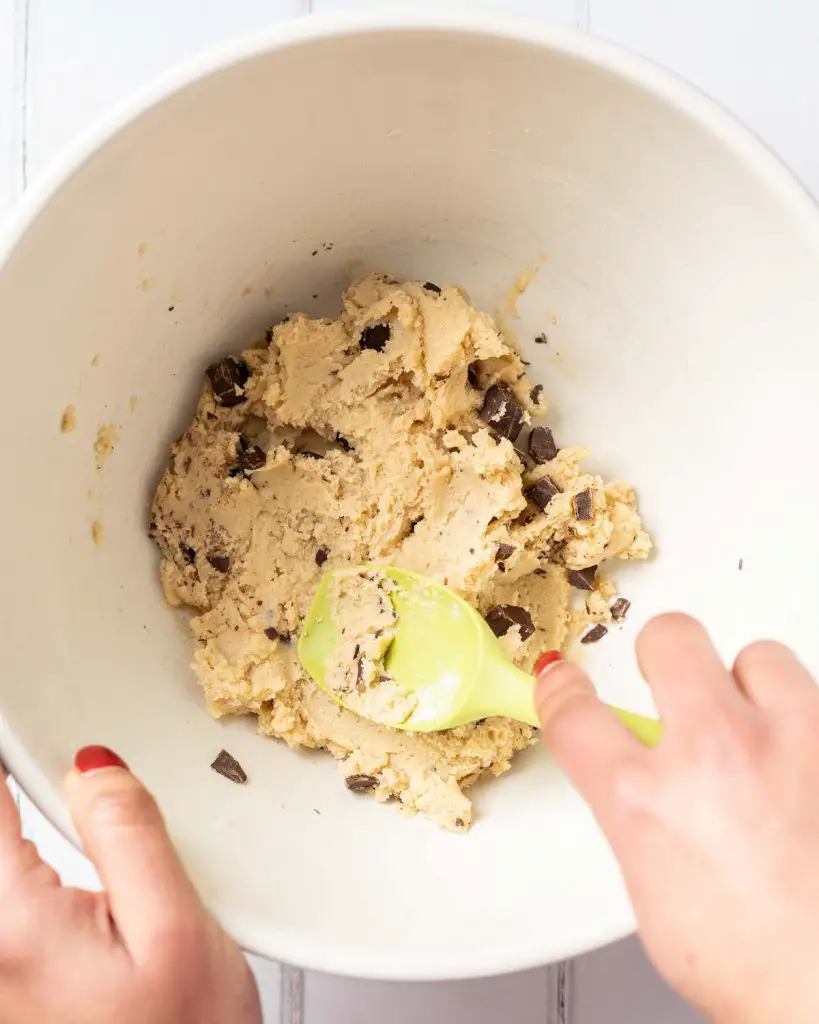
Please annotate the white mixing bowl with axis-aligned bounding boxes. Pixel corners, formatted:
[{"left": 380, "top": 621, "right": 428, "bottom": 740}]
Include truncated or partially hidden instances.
[{"left": 2, "top": 10, "right": 819, "bottom": 980}]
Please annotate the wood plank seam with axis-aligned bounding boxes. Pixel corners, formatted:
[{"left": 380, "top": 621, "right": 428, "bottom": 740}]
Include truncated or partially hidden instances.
[
  {"left": 11, "top": 0, "right": 30, "bottom": 194},
  {"left": 280, "top": 964, "right": 305, "bottom": 1024}
]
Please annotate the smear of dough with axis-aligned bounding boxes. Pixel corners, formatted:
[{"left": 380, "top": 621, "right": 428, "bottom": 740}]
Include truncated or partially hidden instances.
[
  {"left": 151, "top": 275, "right": 651, "bottom": 830},
  {"left": 91, "top": 520, "right": 104, "bottom": 546},
  {"left": 506, "top": 256, "right": 546, "bottom": 317},
  {"left": 94, "top": 424, "right": 120, "bottom": 469},
  {"left": 60, "top": 405, "right": 77, "bottom": 433}
]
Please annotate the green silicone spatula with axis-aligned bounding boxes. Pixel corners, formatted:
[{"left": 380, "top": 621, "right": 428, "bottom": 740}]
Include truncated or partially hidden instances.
[{"left": 298, "top": 566, "right": 662, "bottom": 744}]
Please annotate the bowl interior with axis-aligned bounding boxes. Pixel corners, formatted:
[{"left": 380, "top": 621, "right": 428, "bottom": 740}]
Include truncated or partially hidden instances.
[{"left": 2, "top": 17, "right": 819, "bottom": 979}]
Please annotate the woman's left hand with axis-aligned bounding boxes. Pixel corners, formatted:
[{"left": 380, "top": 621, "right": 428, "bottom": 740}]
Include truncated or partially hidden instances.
[{"left": 0, "top": 746, "right": 261, "bottom": 1023}]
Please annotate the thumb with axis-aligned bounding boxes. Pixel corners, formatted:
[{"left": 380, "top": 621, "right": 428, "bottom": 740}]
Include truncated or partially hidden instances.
[
  {"left": 65, "top": 746, "right": 203, "bottom": 957},
  {"left": 535, "top": 653, "right": 645, "bottom": 811}
]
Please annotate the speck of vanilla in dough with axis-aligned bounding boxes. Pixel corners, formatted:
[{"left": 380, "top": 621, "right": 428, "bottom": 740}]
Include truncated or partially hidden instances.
[
  {"left": 60, "top": 405, "right": 77, "bottom": 433},
  {"left": 91, "top": 521, "right": 104, "bottom": 546},
  {"left": 94, "top": 424, "right": 120, "bottom": 469},
  {"left": 129, "top": 396, "right": 139, "bottom": 414},
  {"left": 241, "top": 285, "right": 253, "bottom": 297}
]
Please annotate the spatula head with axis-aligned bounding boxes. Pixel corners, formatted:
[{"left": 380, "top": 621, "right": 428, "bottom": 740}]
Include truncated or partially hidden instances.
[{"left": 298, "top": 566, "right": 488, "bottom": 731}]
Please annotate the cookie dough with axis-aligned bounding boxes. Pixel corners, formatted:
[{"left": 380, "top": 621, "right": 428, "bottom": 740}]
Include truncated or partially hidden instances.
[
  {"left": 324, "top": 568, "right": 415, "bottom": 727},
  {"left": 151, "top": 275, "right": 651, "bottom": 831}
]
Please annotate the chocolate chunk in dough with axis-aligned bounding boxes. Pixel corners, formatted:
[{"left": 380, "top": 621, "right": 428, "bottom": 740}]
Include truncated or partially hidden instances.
[
  {"left": 568, "top": 566, "right": 597, "bottom": 591},
  {"left": 534, "top": 333, "right": 548, "bottom": 345},
  {"left": 336, "top": 434, "right": 353, "bottom": 451},
  {"left": 264, "top": 626, "right": 291, "bottom": 643},
  {"left": 581, "top": 624, "right": 608, "bottom": 645},
  {"left": 495, "top": 543, "right": 516, "bottom": 563},
  {"left": 210, "top": 749, "right": 247, "bottom": 784},
  {"left": 359, "top": 323, "right": 391, "bottom": 352},
  {"left": 610, "top": 597, "right": 631, "bottom": 621},
  {"left": 525, "top": 476, "right": 560, "bottom": 509},
  {"left": 315, "top": 547, "right": 329, "bottom": 567},
  {"left": 530, "top": 384, "right": 544, "bottom": 405},
  {"left": 467, "top": 362, "right": 481, "bottom": 389},
  {"left": 345, "top": 774, "right": 379, "bottom": 792},
  {"left": 423, "top": 282, "right": 442, "bottom": 294},
  {"left": 528, "top": 425, "right": 558, "bottom": 464},
  {"left": 206, "top": 357, "right": 250, "bottom": 407},
  {"left": 236, "top": 440, "right": 267, "bottom": 473},
  {"left": 179, "top": 541, "right": 196, "bottom": 565},
  {"left": 207, "top": 553, "right": 231, "bottom": 573},
  {"left": 485, "top": 605, "right": 535, "bottom": 641},
  {"left": 573, "top": 489, "right": 593, "bottom": 521},
  {"left": 479, "top": 383, "right": 525, "bottom": 441}
]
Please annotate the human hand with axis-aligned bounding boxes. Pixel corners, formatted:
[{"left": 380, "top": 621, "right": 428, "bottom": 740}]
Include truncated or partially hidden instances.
[
  {"left": 0, "top": 747, "right": 261, "bottom": 1023},
  {"left": 535, "top": 614, "right": 819, "bottom": 1024}
]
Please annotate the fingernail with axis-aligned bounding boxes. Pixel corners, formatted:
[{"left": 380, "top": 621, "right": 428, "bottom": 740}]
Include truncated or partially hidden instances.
[
  {"left": 74, "top": 745, "right": 128, "bottom": 774},
  {"left": 534, "top": 650, "right": 563, "bottom": 677}
]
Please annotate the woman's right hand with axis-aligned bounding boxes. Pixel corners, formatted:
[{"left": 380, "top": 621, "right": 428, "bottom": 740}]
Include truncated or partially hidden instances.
[{"left": 536, "top": 613, "right": 819, "bottom": 1024}]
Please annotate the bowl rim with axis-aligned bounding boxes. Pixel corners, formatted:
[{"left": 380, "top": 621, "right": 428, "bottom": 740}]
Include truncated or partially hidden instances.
[{"left": 2, "top": 6, "right": 819, "bottom": 980}]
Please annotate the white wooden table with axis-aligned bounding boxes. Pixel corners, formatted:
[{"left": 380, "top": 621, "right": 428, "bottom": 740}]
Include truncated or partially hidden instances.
[{"left": 2, "top": 2, "right": 816, "bottom": 1021}]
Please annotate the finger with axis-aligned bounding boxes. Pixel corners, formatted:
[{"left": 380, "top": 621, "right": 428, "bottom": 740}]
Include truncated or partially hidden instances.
[
  {"left": 732, "top": 640, "right": 817, "bottom": 709},
  {"left": 535, "top": 657, "right": 647, "bottom": 814},
  {"left": 0, "top": 774, "right": 24, "bottom": 870},
  {"left": 636, "top": 613, "right": 745, "bottom": 727},
  {"left": 64, "top": 746, "right": 203, "bottom": 958}
]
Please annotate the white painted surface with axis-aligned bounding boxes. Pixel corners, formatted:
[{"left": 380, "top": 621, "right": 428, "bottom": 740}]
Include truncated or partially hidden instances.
[{"left": 3, "top": 0, "right": 815, "bottom": 1020}]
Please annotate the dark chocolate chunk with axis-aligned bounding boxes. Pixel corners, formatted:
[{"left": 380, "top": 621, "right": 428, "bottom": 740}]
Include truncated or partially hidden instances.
[
  {"left": 467, "top": 362, "right": 481, "bottom": 389},
  {"left": 206, "top": 357, "right": 250, "bottom": 407},
  {"left": 573, "top": 489, "right": 593, "bottom": 521},
  {"left": 495, "top": 543, "right": 516, "bottom": 563},
  {"left": 168, "top": 305, "right": 175, "bottom": 312},
  {"left": 359, "top": 323, "right": 391, "bottom": 352},
  {"left": 237, "top": 442, "right": 267, "bottom": 473},
  {"left": 207, "top": 553, "right": 231, "bottom": 573},
  {"left": 210, "top": 749, "right": 247, "bottom": 784},
  {"left": 581, "top": 623, "right": 608, "bottom": 645},
  {"left": 530, "top": 384, "right": 544, "bottom": 405},
  {"left": 484, "top": 605, "right": 535, "bottom": 641},
  {"left": 148, "top": 520, "right": 157, "bottom": 538},
  {"left": 454, "top": 817, "right": 465, "bottom": 828},
  {"left": 479, "top": 383, "right": 525, "bottom": 441},
  {"left": 345, "top": 774, "right": 379, "bottom": 793},
  {"left": 525, "top": 476, "right": 560, "bottom": 509},
  {"left": 528, "top": 425, "right": 558, "bottom": 463},
  {"left": 298, "top": 450, "right": 324, "bottom": 460},
  {"left": 408, "top": 516, "right": 424, "bottom": 533},
  {"left": 264, "top": 627, "right": 279, "bottom": 641},
  {"left": 423, "top": 282, "right": 442, "bottom": 294},
  {"left": 534, "top": 333, "right": 548, "bottom": 345},
  {"left": 315, "top": 547, "right": 329, "bottom": 567},
  {"left": 179, "top": 541, "right": 196, "bottom": 565},
  {"left": 568, "top": 566, "right": 598, "bottom": 591},
  {"left": 610, "top": 598, "right": 631, "bottom": 622},
  {"left": 336, "top": 434, "right": 352, "bottom": 451}
]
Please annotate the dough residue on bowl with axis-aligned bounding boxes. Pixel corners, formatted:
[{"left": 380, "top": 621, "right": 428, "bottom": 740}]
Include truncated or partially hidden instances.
[{"left": 150, "top": 274, "right": 651, "bottom": 831}]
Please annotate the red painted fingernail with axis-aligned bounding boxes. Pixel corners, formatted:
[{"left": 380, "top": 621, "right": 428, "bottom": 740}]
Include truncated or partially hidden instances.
[
  {"left": 534, "top": 650, "right": 563, "bottom": 676},
  {"left": 74, "top": 745, "right": 128, "bottom": 774}
]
